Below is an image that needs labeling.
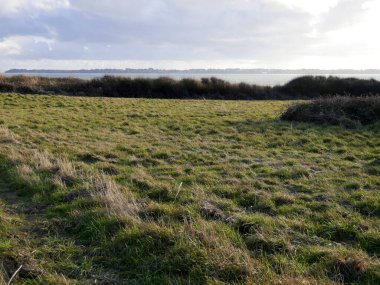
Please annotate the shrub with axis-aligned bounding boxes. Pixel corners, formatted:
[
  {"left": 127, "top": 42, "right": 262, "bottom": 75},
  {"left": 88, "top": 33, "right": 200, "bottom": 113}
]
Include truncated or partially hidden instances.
[
  {"left": 281, "top": 96, "right": 380, "bottom": 127},
  {"left": 1, "top": 74, "right": 380, "bottom": 100},
  {"left": 278, "top": 76, "right": 380, "bottom": 97}
]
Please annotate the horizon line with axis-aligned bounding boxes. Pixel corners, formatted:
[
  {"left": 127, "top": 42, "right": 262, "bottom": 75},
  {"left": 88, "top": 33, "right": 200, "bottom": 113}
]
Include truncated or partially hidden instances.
[{"left": 4, "top": 68, "right": 380, "bottom": 74}]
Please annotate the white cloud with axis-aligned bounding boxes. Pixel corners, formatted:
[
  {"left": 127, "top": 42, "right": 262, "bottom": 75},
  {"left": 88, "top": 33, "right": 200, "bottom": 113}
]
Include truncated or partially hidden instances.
[
  {"left": 0, "top": 37, "right": 22, "bottom": 55},
  {"left": 33, "top": 0, "right": 70, "bottom": 11},
  {"left": 0, "top": 36, "right": 56, "bottom": 60},
  {"left": 0, "top": 0, "right": 69, "bottom": 15},
  {"left": 272, "top": 0, "right": 340, "bottom": 15}
]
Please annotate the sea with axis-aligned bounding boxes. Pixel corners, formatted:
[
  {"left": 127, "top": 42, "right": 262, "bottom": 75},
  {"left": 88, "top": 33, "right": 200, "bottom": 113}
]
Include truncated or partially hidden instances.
[{"left": 3, "top": 72, "right": 380, "bottom": 87}]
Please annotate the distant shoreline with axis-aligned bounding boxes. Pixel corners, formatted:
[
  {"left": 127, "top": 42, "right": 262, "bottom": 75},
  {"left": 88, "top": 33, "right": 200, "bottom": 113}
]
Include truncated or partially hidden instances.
[
  {"left": 4, "top": 71, "right": 380, "bottom": 87},
  {"left": 5, "top": 68, "right": 380, "bottom": 75}
]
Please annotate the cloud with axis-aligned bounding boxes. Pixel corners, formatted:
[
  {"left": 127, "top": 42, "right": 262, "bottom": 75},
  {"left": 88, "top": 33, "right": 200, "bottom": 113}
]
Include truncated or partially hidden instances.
[
  {"left": 317, "top": 0, "right": 369, "bottom": 31},
  {"left": 0, "top": 0, "right": 69, "bottom": 15},
  {"left": 1, "top": 0, "right": 310, "bottom": 59},
  {"left": 0, "top": 0, "right": 379, "bottom": 70},
  {"left": 0, "top": 37, "right": 22, "bottom": 55},
  {"left": 272, "top": 0, "right": 340, "bottom": 15}
]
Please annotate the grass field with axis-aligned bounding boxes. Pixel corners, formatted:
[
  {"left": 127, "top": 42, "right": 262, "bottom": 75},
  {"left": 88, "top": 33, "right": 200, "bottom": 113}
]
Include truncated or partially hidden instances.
[{"left": 0, "top": 93, "right": 379, "bottom": 284}]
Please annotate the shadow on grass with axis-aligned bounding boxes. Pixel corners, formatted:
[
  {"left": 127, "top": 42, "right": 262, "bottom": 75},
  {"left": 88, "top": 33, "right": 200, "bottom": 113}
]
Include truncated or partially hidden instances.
[{"left": 229, "top": 118, "right": 380, "bottom": 135}]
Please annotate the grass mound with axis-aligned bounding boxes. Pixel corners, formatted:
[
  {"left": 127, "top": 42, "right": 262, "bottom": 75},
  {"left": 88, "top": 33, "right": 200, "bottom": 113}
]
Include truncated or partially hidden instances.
[{"left": 281, "top": 96, "right": 380, "bottom": 127}]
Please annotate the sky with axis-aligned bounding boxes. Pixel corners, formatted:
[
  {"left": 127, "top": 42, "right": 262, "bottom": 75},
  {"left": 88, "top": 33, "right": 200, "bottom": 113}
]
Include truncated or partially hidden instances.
[{"left": 0, "top": 0, "right": 379, "bottom": 71}]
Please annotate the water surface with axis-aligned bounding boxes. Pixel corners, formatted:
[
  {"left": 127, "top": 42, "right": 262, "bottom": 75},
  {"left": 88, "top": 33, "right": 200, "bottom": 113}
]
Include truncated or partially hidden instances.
[{"left": 4, "top": 72, "right": 380, "bottom": 87}]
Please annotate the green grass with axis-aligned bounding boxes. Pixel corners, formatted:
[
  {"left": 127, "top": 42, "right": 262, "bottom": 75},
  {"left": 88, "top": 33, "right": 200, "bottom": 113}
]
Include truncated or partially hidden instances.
[{"left": 0, "top": 93, "right": 379, "bottom": 284}]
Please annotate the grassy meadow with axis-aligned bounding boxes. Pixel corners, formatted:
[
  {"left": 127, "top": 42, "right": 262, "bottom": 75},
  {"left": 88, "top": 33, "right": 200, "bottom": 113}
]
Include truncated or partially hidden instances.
[{"left": 0, "top": 93, "right": 379, "bottom": 284}]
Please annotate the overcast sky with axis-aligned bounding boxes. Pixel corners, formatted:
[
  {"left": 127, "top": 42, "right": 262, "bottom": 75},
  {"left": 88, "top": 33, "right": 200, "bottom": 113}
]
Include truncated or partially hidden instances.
[{"left": 0, "top": 0, "right": 379, "bottom": 71}]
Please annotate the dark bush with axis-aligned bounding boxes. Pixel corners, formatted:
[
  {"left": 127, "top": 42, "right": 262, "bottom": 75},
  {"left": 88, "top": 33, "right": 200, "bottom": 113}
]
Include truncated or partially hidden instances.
[
  {"left": 0, "top": 83, "right": 15, "bottom": 92},
  {"left": 277, "top": 76, "right": 380, "bottom": 98},
  {"left": 1, "top": 74, "right": 380, "bottom": 100},
  {"left": 281, "top": 96, "right": 380, "bottom": 127}
]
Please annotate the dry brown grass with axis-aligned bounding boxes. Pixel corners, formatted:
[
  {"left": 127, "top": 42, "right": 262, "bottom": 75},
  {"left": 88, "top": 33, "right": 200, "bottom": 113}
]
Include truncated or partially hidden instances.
[
  {"left": 86, "top": 174, "right": 139, "bottom": 219},
  {"left": 184, "top": 219, "right": 256, "bottom": 281},
  {"left": 17, "top": 164, "right": 41, "bottom": 186},
  {"left": 54, "top": 158, "right": 77, "bottom": 188},
  {"left": 0, "top": 74, "right": 83, "bottom": 87},
  {"left": 1, "top": 127, "right": 139, "bottom": 222},
  {"left": 0, "top": 127, "right": 19, "bottom": 144},
  {"left": 33, "top": 150, "right": 54, "bottom": 172},
  {"left": 0, "top": 267, "right": 6, "bottom": 285},
  {"left": 273, "top": 276, "right": 328, "bottom": 285}
]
